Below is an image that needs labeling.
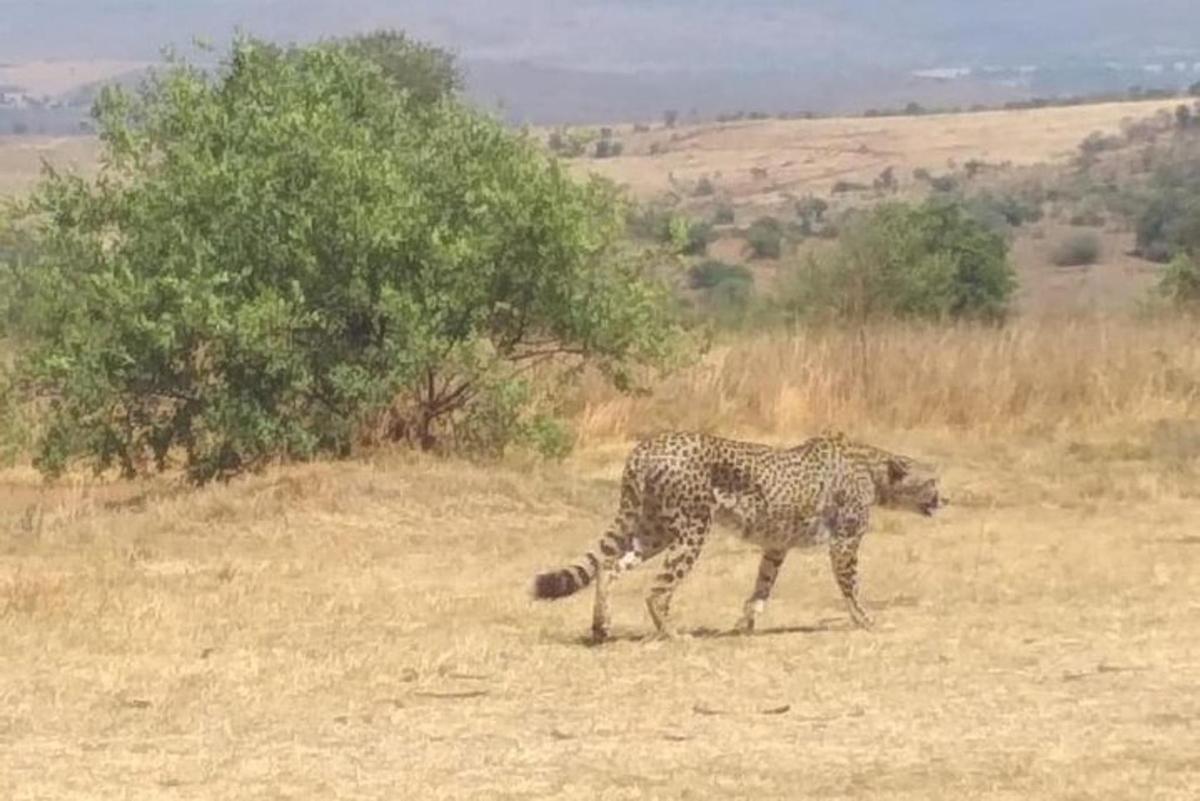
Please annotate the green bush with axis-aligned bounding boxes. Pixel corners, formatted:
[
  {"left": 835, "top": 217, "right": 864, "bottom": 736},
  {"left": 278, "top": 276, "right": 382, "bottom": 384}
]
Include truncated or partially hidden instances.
[
  {"left": 627, "top": 205, "right": 713, "bottom": 256},
  {"left": 1158, "top": 252, "right": 1200, "bottom": 307},
  {"left": 1135, "top": 187, "right": 1200, "bottom": 263},
  {"left": 794, "top": 195, "right": 829, "bottom": 235},
  {"left": 626, "top": 203, "right": 675, "bottom": 243},
  {"left": 547, "top": 127, "right": 591, "bottom": 157},
  {"left": 335, "top": 29, "right": 460, "bottom": 104},
  {"left": 1050, "top": 232, "right": 1102, "bottom": 266},
  {"left": 10, "top": 37, "right": 680, "bottom": 482},
  {"left": 687, "top": 260, "right": 755, "bottom": 328},
  {"left": 687, "top": 260, "right": 753, "bottom": 290},
  {"left": 745, "top": 216, "right": 785, "bottom": 259},
  {"left": 962, "top": 190, "right": 1044, "bottom": 234},
  {"left": 778, "top": 200, "right": 1015, "bottom": 322},
  {"left": 681, "top": 220, "right": 716, "bottom": 256}
]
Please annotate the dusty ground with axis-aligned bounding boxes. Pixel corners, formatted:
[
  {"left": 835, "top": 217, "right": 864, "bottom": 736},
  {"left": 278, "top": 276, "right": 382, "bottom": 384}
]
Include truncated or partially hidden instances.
[
  {"left": 3, "top": 427, "right": 1198, "bottom": 799},
  {"left": 1011, "top": 225, "right": 1162, "bottom": 316}
]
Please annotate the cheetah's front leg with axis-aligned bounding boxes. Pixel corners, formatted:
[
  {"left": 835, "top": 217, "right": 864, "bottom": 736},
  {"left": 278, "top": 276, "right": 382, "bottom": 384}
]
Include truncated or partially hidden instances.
[{"left": 829, "top": 535, "right": 872, "bottom": 629}]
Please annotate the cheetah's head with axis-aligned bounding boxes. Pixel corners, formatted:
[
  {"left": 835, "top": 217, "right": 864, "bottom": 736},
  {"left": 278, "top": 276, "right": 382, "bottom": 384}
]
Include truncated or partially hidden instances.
[{"left": 876, "top": 455, "right": 944, "bottom": 516}]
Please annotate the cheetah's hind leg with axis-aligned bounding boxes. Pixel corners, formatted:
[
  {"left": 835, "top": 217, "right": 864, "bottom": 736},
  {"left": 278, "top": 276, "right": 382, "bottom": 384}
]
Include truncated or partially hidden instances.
[
  {"left": 644, "top": 513, "right": 710, "bottom": 639},
  {"left": 591, "top": 530, "right": 648, "bottom": 643}
]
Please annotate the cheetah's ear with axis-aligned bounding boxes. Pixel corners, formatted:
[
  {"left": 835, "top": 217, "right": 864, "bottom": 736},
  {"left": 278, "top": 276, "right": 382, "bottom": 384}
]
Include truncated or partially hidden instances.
[{"left": 887, "top": 456, "right": 913, "bottom": 483}]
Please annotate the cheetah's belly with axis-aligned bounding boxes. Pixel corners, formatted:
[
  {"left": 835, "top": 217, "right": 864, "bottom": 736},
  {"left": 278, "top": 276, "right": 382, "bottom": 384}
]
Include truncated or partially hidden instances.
[{"left": 746, "top": 515, "right": 829, "bottom": 550}]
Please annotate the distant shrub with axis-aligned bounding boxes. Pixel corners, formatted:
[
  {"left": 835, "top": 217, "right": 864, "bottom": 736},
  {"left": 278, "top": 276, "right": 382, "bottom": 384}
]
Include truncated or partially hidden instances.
[
  {"left": 1134, "top": 168, "right": 1200, "bottom": 262},
  {"left": 712, "top": 203, "right": 736, "bottom": 225},
  {"left": 627, "top": 204, "right": 714, "bottom": 256},
  {"left": 626, "top": 203, "right": 676, "bottom": 243},
  {"left": 681, "top": 219, "right": 716, "bottom": 256},
  {"left": 794, "top": 194, "right": 829, "bottom": 235},
  {"left": 594, "top": 139, "right": 624, "bottom": 158},
  {"left": 745, "top": 216, "right": 785, "bottom": 259},
  {"left": 633, "top": 122, "right": 651, "bottom": 133},
  {"left": 1068, "top": 207, "right": 1106, "bottom": 227},
  {"left": 1079, "top": 131, "right": 1124, "bottom": 156},
  {"left": 1158, "top": 252, "right": 1200, "bottom": 307},
  {"left": 873, "top": 166, "right": 898, "bottom": 192},
  {"left": 928, "top": 174, "right": 959, "bottom": 193},
  {"left": 688, "top": 259, "right": 753, "bottom": 290},
  {"left": 831, "top": 180, "right": 869, "bottom": 194},
  {"left": 693, "top": 176, "right": 716, "bottom": 196},
  {"left": 687, "top": 260, "right": 755, "bottom": 328},
  {"left": 777, "top": 199, "right": 1015, "bottom": 322},
  {"left": 1051, "top": 232, "right": 1102, "bottom": 266},
  {"left": 964, "top": 159, "right": 988, "bottom": 179},
  {"left": 547, "top": 127, "right": 590, "bottom": 157},
  {"left": 980, "top": 190, "right": 1043, "bottom": 228},
  {"left": 1176, "top": 104, "right": 1195, "bottom": 131}
]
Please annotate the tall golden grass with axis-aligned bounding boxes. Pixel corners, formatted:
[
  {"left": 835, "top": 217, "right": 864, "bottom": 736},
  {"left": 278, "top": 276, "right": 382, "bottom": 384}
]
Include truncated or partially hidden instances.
[{"left": 575, "top": 315, "right": 1200, "bottom": 442}]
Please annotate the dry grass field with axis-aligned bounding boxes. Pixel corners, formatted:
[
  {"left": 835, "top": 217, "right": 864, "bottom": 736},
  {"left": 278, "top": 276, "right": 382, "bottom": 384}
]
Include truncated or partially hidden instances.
[
  {"left": 0, "top": 60, "right": 150, "bottom": 97},
  {"left": 4, "top": 319, "right": 1200, "bottom": 799},
  {"left": 0, "top": 97, "right": 1180, "bottom": 203},
  {"left": 0, "top": 136, "right": 100, "bottom": 196},
  {"left": 569, "top": 99, "right": 1183, "bottom": 203},
  {"left": 3, "top": 96, "right": 1199, "bottom": 797}
]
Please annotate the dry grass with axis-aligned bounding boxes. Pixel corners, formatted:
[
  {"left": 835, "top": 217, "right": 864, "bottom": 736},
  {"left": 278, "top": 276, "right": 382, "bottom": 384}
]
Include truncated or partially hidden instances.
[
  {"left": 572, "top": 99, "right": 1182, "bottom": 203},
  {"left": 576, "top": 317, "right": 1200, "bottom": 443},
  {"left": 0, "top": 136, "right": 100, "bottom": 196},
  {"left": 2, "top": 94, "right": 1199, "bottom": 797},
  {"left": 4, "top": 318, "right": 1200, "bottom": 799}
]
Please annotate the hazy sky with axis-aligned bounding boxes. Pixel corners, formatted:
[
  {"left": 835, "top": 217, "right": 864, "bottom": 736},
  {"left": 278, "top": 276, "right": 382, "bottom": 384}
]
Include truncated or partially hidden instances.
[{"left": 3, "top": 1, "right": 1197, "bottom": 71}]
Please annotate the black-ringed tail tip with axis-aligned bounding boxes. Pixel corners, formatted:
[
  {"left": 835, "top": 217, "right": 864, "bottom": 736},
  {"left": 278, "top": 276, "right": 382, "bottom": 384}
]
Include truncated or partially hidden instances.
[{"left": 532, "top": 562, "right": 594, "bottom": 600}]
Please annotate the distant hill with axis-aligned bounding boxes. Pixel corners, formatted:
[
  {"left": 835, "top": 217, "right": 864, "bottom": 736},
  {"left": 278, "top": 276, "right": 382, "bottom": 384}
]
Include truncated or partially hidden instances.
[{"left": 1, "top": 1, "right": 1197, "bottom": 125}]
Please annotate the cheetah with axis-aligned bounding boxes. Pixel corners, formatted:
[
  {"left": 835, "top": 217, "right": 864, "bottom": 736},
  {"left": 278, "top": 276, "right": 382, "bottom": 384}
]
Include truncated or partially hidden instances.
[{"left": 532, "top": 431, "right": 943, "bottom": 641}]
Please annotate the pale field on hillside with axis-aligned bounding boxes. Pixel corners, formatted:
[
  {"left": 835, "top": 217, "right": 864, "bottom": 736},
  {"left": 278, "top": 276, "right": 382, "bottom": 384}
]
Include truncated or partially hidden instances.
[
  {"left": 0, "top": 97, "right": 1180, "bottom": 201},
  {"left": 0, "top": 98, "right": 1176, "bottom": 312},
  {"left": 4, "top": 320, "right": 1200, "bottom": 800},
  {"left": 568, "top": 99, "right": 1183, "bottom": 203},
  {"left": 0, "top": 60, "right": 151, "bottom": 97},
  {"left": 0, "top": 136, "right": 100, "bottom": 196}
]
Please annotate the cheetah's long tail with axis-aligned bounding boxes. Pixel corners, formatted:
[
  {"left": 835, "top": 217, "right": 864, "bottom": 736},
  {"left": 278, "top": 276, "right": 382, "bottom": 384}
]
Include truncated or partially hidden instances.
[{"left": 531, "top": 532, "right": 625, "bottom": 600}]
